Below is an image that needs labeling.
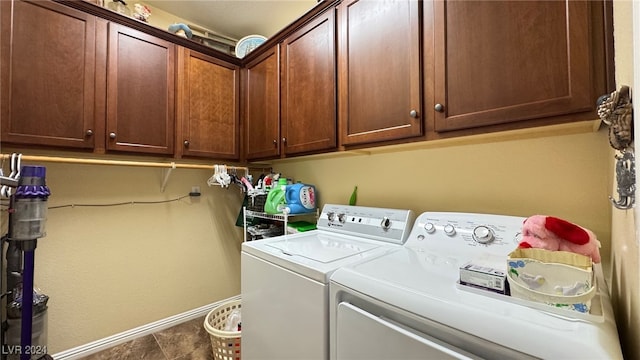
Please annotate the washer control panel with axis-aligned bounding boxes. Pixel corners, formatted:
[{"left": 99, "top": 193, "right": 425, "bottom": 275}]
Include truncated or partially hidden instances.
[
  {"left": 407, "top": 212, "right": 524, "bottom": 257},
  {"left": 317, "top": 204, "right": 415, "bottom": 244}
]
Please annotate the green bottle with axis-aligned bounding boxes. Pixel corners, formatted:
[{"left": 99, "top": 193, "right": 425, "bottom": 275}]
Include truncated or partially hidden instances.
[{"left": 265, "top": 178, "right": 287, "bottom": 214}]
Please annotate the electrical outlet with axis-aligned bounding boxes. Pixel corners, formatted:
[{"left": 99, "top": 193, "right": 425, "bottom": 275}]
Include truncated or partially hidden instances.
[{"left": 189, "top": 186, "right": 201, "bottom": 197}]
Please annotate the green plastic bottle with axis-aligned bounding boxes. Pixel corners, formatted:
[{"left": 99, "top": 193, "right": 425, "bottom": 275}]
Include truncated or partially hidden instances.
[{"left": 264, "top": 178, "right": 287, "bottom": 214}]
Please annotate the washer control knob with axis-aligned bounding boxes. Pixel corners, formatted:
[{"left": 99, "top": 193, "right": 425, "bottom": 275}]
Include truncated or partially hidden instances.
[
  {"left": 338, "top": 213, "right": 346, "bottom": 223},
  {"left": 424, "top": 222, "right": 436, "bottom": 234},
  {"left": 381, "top": 217, "right": 392, "bottom": 230},
  {"left": 444, "top": 224, "right": 456, "bottom": 236},
  {"left": 327, "top": 212, "right": 336, "bottom": 222},
  {"left": 473, "top": 226, "right": 494, "bottom": 244}
]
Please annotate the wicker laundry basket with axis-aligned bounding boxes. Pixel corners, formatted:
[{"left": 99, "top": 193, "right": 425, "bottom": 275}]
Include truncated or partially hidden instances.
[{"left": 204, "top": 299, "right": 242, "bottom": 360}]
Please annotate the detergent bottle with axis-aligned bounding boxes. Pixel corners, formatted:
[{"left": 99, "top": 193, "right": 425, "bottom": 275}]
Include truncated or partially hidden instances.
[
  {"left": 264, "top": 178, "right": 287, "bottom": 214},
  {"left": 285, "top": 183, "right": 316, "bottom": 214}
]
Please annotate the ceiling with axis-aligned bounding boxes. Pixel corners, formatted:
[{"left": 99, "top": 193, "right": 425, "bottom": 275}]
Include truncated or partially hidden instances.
[{"left": 143, "top": 0, "right": 318, "bottom": 41}]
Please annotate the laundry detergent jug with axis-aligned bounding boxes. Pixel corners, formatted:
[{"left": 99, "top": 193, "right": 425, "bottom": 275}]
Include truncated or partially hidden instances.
[
  {"left": 285, "top": 183, "right": 316, "bottom": 214},
  {"left": 264, "top": 178, "right": 287, "bottom": 214}
]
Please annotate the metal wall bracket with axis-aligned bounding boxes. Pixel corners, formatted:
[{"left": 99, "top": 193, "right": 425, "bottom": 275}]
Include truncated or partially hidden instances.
[
  {"left": 160, "top": 163, "right": 176, "bottom": 193},
  {"left": 610, "top": 151, "right": 635, "bottom": 210}
]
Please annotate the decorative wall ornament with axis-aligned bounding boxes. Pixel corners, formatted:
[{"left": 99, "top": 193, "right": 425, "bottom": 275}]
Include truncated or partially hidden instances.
[{"left": 597, "top": 85, "right": 635, "bottom": 210}]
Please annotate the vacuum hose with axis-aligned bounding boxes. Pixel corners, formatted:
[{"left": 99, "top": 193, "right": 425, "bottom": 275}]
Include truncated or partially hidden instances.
[{"left": 20, "top": 244, "right": 36, "bottom": 360}]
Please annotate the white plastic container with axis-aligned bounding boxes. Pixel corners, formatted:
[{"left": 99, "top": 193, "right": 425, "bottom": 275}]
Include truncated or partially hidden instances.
[{"left": 10, "top": 198, "right": 48, "bottom": 240}]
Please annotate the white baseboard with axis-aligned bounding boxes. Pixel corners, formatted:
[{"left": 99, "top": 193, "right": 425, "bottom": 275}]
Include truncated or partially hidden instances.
[{"left": 51, "top": 295, "right": 241, "bottom": 360}]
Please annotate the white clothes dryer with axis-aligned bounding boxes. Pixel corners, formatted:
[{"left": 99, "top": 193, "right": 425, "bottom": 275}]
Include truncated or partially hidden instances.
[
  {"left": 241, "top": 204, "right": 415, "bottom": 360},
  {"left": 330, "top": 212, "right": 623, "bottom": 359}
]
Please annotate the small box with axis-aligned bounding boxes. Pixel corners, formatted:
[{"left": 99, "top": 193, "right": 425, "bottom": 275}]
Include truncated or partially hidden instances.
[
  {"left": 460, "top": 261, "right": 508, "bottom": 294},
  {"left": 507, "top": 248, "right": 595, "bottom": 313}
]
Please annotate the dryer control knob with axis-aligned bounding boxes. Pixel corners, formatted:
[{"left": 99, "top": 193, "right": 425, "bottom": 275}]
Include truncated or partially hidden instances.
[
  {"left": 338, "top": 213, "right": 346, "bottom": 223},
  {"left": 513, "top": 232, "right": 523, "bottom": 245},
  {"left": 381, "top": 217, "right": 392, "bottom": 231},
  {"left": 444, "top": 224, "right": 456, "bottom": 236},
  {"left": 473, "top": 226, "right": 494, "bottom": 244},
  {"left": 327, "top": 212, "right": 336, "bottom": 222},
  {"left": 424, "top": 222, "right": 436, "bottom": 234}
]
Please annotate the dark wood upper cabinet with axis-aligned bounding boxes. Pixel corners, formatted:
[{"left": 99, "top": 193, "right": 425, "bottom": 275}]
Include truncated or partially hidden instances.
[
  {"left": 2, "top": 0, "right": 614, "bottom": 160},
  {"left": 433, "top": 0, "right": 605, "bottom": 132},
  {"left": 244, "top": 45, "right": 281, "bottom": 161},
  {"left": 177, "top": 48, "right": 240, "bottom": 160},
  {"left": 281, "top": 8, "right": 337, "bottom": 155},
  {"left": 106, "top": 23, "right": 175, "bottom": 155},
  {"left": 338, "top": 0, "right": 422, "bottom": 146},
  {"left": 1, "top": 0, "right": 97, "bottom": 148}
]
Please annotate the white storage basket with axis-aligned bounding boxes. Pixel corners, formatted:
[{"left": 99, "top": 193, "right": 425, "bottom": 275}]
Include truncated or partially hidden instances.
[
  {"left": 204, "top": 299, "right": 241, "bottom": 360},
  {"left": 507, "top": 248, "right": 595, "bottom": 313}
]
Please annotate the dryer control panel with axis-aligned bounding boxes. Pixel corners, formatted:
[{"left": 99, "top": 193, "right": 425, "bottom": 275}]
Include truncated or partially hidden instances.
[
  {"left": 317, "top": 204, "right": 415, "bottom": 245},
  {"left": 406, "top": 212, "right": 525, "bottom": 257}
]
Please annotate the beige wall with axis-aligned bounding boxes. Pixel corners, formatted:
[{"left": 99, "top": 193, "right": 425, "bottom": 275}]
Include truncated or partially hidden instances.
[
  {"left": 273, "top": 129, "right": 613, "bottom": 261},
  {"left": 610, "top": 1, "right": 640, "bottom": 359},
  {"left": 4, "top": 129, "right": 614, "bottom": 354},
  {"left": 0, "top": 150, "right": 245, "bottom": 352}
]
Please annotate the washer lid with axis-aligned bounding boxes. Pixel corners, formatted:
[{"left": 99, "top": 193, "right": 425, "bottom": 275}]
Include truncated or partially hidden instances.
[
  {"left": 242, "top": 230, "right": 396, "bottom": 283},
  {"left": 266, "top": 234, "right": 379, "bottom": 263}
]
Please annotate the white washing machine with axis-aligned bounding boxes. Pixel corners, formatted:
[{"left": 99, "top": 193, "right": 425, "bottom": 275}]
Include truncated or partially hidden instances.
[
  {"left": 330, "top": 212, "right": 623, "bottom": 359},
  {"left": 241, "top": 204, "right": 415, "bottom": 360}
]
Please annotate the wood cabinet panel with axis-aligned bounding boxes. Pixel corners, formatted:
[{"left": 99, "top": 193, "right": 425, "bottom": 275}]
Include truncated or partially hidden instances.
[
  {"left": 1, "top": 0, "right": 97, "bottom": 148},
  {"left": 434, "top": 1, "right": 596, "bottom": 132},
  {"left": 281, "top": 9, "right": 337, "bottom": 155},
  {"left": 2, "top": 0, "right": 613, "bottom": 160},
  {"left": 244, "top": 46, "right": 280, "bottom": 160},
  {"left": 338, "top": 0, "right": 422, "bottom": 145},
  {"left": 177, "top": 48, "right": 240, "bottom": 160},
  {"left": 106, "top": 23, "right": 175, "bottom": 154}
]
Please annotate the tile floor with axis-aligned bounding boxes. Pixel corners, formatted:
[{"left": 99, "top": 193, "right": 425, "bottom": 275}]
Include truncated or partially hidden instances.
[{"left": 79, "top": 316, "right": 213, "bottom": 360}]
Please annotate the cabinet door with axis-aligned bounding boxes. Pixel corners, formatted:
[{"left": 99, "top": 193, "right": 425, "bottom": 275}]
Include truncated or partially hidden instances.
[
  {"left": 244, "top": 46, "right": 280, "bottom": 160},
  {"left": 177, "top": 48, "right": 239, "bottom": 160},
  {"left": 106, "top": 23, "right": 175, "bottom": 154},
  {"left": 1, "top": 0, "right": 97, "bottom": 148},
  {"left": 281, "top": 9, "right": 337, "bottom": 155},
  {"left": 338, "top": 0, "right": 422, "bottom": 145},
  {"left": 434, "top": 1, "right": 595, "bottom": 132}
]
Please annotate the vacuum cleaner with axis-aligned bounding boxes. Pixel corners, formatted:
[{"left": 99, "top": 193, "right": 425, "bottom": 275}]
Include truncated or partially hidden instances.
[{"left": 1, "top": 160, "right": 52, "bottom": 360}]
